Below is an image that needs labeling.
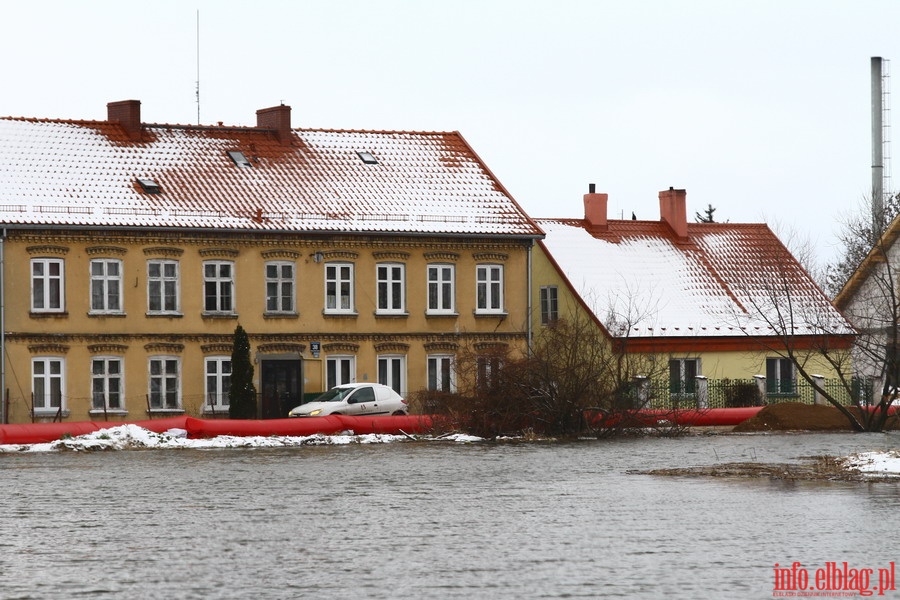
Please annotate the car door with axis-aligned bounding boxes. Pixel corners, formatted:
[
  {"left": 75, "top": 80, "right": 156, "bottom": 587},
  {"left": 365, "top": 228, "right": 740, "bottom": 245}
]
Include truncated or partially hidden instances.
[{"left": 347, "top": 385, "right": 376, "bottom": 415}]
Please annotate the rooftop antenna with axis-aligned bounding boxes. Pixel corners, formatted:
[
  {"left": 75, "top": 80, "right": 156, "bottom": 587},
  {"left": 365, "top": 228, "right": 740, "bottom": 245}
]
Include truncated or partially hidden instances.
[
  {"left": 872, "top": 56, "right": 892, "bottom": 230},
  {"left": 196, "top": 9, "right": 201, "bottom": 125}
]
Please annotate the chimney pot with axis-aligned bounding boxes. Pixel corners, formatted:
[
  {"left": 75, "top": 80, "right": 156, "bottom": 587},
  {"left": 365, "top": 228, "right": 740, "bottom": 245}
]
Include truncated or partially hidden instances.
[
  {"left": 659, "top": 188, "right": 688, "bottom": 240},
  {"left": 256, "top": 104, "right": 292, "bottom": 145}
]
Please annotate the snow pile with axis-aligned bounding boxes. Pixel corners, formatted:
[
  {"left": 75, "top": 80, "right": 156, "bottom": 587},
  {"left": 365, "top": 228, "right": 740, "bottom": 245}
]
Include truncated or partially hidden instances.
[
  {"left": 0, "top": 424, "right": 482, "bottom": 453},
  {"left": 842, "top": 450, "right": 900, "bottom": 477}
]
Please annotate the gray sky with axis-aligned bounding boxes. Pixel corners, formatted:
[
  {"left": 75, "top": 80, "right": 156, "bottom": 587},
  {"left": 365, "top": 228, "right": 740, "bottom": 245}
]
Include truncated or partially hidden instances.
[{"left": 2, "top": 0, "right": 898, "bottom": 264}]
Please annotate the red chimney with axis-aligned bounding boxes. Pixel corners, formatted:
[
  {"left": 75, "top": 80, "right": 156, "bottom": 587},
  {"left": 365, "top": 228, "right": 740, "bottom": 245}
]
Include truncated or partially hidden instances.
[
  {"left": 256, "top": 104, "right": 292, "bottom": 145},
  {"left": 107, "top": 100, "right": 142, "bottom": 141},
  {"left": 584, "top": 183, "right": 608, "bottom": 233},
  {"left": 659, "top": 187, "right": 688, "bottom": 240}
]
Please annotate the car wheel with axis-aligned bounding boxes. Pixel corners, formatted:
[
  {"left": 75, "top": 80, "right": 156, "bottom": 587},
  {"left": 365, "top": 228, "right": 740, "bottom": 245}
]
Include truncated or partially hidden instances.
[{"left": 392, "top": 410, "right": 407, "bottom": 416}]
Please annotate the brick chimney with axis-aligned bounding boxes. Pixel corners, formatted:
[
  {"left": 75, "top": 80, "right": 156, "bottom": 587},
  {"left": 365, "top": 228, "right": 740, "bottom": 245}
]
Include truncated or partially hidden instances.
[
  {"left": 583, "top": 183, "right": 608, "bottom": 233},
  {"left": 107, "top": 100, "right": 142, "bottom": 141},
  {"left": 256, "top": 104, "right": 292, "bottom": 145},
  {"left": 659, "top": 187, "right": 688, "bottom": 240}
]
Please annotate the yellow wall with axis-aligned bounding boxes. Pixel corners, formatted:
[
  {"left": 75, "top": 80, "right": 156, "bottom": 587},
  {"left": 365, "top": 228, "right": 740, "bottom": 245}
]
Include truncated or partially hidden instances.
[{"left": 3, "top": 229, "right": 533, "bottom": 423}]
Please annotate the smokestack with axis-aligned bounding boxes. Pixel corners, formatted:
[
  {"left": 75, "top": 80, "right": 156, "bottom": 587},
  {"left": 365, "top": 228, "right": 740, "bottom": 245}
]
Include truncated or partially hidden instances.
[
  {"left": 107, "top": 100, "right": 142, "bottom": 141},
  {"left": 257, "top": 104, "right": 292, "bottom": 145},
  {"left": 659, "top": 187, "right": 688, "bottom": 241},
  {"left": 583, "top": 183, "right": 608, "bottom": 233}
]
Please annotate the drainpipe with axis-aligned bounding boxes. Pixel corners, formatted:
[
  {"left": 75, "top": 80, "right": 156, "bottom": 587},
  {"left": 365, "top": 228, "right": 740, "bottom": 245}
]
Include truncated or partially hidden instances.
[
  {"left": 527, "top": 239, "right": 534, "bottom": 357},
  {"left": 1, "top": 228, "right": 6, "bottom": 424}
]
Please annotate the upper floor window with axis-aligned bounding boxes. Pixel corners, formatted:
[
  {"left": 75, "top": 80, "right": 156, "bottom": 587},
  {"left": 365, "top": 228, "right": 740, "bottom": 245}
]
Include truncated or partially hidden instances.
[
  {"left": 92, "top": 357, "right": 124, "bottom": 412},
  {"left": 204, "top": 261, "right": 235, "bottom": 313},
  {"left": 31, "top": 258, "right": 64, "bottom": 312},
  {"left": 33, "top": 357, "right": 65, "bottom": 414},
  {"left": 427, "top": 355, "right": 456, "bottom": 393},
  {"left": 149, "top": 357, "right": 181, "bottom": 410},
  {"left": 265, "top": 262, "right": 295, "bottom": 314},
  {"left": 148, "top": 260, "right": 180, "bottom": 314},
  {"left": 326, "top": 355, "right": 356, "bottom": 389},
  {"left": 376, "top": 263, "right": 405, "bottom": 314},
  {"left": 476, "top": 264, "right": 504, "bottom": 313},
  {"left": 669, "top": 358, "right": 700, "bottom": 396},
  {"left": 427, "top": 264, "right": 455, "bottom": 314},
  {"left": 766, "top": 357, "right": 796, "bottom": 396},
  {"left": 205, "top": 357, "right": 232, "bottom": 413},
  {"left": 540, "top": 285, "right": 559, "bottom": 325},
  {"left": 90, "top": 259, "right": 123, "bottom": 314},
  {"left": 325, "top": 263, "right": 354, "bottom": 314}
]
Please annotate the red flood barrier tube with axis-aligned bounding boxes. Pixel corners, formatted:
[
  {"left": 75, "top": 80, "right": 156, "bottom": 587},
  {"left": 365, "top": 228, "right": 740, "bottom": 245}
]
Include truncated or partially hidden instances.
[
  {"left": 587, "top": 407, "right": 763, "bottom": 429},
  {"left": 0, "top": 421, "right": 103, "bottom": 445},
  {"left": 184, "top": 416, "right": 347, "bottom": 439},
  {"left": 335, "top": 414, "right": 436, "bottom": 435},
  {"left": 127, "top": 416, "right": 190, "bottom": 434}
]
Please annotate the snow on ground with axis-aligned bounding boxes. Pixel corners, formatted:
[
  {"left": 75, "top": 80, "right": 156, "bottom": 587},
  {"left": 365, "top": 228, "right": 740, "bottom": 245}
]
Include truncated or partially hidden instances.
[
  {"left": 842, "top": 450, "right": 900, "bottom": 477},
  {"left": 0, "top": 424, "right": 483, "bottom": 453}
]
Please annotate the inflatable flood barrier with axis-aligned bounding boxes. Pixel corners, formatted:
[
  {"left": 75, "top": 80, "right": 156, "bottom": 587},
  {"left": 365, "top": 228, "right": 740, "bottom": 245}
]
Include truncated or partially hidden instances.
[
  {"left": 587, "top": 407, "right": 763, "bottom": 428},
  {"left": 0, "top": 414, "right": 439, "bottom": 445}
]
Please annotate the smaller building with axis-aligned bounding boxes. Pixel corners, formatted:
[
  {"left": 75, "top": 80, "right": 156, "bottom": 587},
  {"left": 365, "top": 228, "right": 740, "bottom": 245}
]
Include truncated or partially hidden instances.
[{"left": 532, "top": 186, "right": 855, "bottom": 407}]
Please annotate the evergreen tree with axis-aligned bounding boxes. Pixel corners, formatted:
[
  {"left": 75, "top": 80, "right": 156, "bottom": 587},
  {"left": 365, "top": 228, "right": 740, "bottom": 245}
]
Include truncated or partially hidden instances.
[
  {"left": 694, "top": 204, "right": 717, "bottom": 223},
  {"left": 229, "top": 325, "right": 257, "bottom": 419}
]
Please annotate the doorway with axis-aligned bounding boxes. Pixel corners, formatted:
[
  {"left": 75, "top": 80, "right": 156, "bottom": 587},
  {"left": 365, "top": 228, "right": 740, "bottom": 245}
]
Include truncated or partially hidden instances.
[{"left": 260, "top": 358, "right": 302, "bottom": 419}]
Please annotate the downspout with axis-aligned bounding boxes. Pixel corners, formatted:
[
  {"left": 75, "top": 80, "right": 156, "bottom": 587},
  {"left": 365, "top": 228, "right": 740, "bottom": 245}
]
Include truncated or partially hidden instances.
[
  {"left": 527, "top": 239, "right": 534, "bottom": 357},
  {"left": 1, "top": 228, "right": 6, "bottom": 424}
]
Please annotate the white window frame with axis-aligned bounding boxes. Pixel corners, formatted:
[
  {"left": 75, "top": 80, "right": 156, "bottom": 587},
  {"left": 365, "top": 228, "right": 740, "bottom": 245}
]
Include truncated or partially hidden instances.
[
  {"left": 427, "top": 264, "right": 456, "bottom": 315},
  {"left": 265, "top": 261, "right": 296, "bottom": 314},
  {"left": 203, "top": 261, "right": 235, "bottom": 314},
  {"left": 476, "top": 264, "right": 504, "bottom": 314},
  {"left": 204, "top": 356, "right": 232, "bottom": 413},
  {"left": 378, "top": 355, "right": 406, "bottom": 396},
  {"left": 148, "top": 259, "right": 180, "bottom": 314},
  {"left": 91, "top": 357, "right": 125, "bottom": 413},
  {"left": 766, "top": 357, "right": 796, "bottom": 396},
  {"left": 31, "top": 258, "right": 65, "bottom": 313},
  {"left": 376, "top": 263, "right": 406, "bottom": 314},
  {"left": 539, "top": 285, "right": 559, "bottom": 325},
  {"left": 149, "top": 356, "right": 181, "bottom": 411},
  {"left": 90, "top": 258, "right": 123, "bottom": 314},
  {"left": 669, "top": 358, "right": 700, "bottom": 396},
  {"left": 32, "top": 357, "right": 65, "bottom": 414},
  {"left": 427, "top": 354, "right": 456, "bottom": 393},
  {"left": 476, "top": 354, "right": 503, "bottom": 391},
  {"left": 326, "top": 355, "right": 356, "bottom": 389},
  {"left": 324, "top": 262, "right": 355, "bottom": 314}
]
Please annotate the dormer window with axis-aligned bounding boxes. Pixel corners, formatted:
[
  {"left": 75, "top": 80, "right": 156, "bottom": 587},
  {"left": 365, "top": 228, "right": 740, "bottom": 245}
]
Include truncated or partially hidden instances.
[
  {"left": 357, "top": 151, "right": 378, "bottom": 165},
  {"left": 137, "top": 178, "right": 162, "bottom": 194},
  {"left": 227, "top": 151, "right": 252, "bottom": 168}
]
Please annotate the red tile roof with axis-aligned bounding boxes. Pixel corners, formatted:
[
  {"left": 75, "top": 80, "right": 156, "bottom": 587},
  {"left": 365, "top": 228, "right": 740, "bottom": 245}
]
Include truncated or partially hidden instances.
[{"left": 0, "top": 116, "right": 542, "bottom": 237}]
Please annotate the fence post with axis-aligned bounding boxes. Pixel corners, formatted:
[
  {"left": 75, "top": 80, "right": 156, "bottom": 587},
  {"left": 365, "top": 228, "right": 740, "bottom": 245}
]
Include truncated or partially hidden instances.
[
  {"left": 871, "top": 376, "right": 884, "bottom": 407},
  {"left": 812, "top": 374, "right": 826, "bottom": 405},
  {"left": 633, "top": 375, "right": 649, "bottom": 409},
  {"left": 695, "top": 376, "right": 708, "bottom": 409},
  {"left": 754, "top": 374, "right": 767, "bottom": 405}
]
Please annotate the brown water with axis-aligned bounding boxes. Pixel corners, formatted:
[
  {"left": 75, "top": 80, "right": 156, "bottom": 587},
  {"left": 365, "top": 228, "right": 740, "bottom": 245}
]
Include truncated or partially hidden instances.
[{"left": 2, "top": 433, "right": 899, "bottom": 599}]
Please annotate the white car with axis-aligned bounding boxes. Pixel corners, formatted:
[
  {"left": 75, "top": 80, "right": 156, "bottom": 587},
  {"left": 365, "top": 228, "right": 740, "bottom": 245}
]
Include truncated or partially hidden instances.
[{"left": 287, "top": 383, "right": 408, "bottom": 417}]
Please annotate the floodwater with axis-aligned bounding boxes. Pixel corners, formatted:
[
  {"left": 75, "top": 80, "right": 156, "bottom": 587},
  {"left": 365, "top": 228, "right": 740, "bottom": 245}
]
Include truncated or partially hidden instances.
[{"left": 3, "top": 432, "right": 900, "bottom": 599}]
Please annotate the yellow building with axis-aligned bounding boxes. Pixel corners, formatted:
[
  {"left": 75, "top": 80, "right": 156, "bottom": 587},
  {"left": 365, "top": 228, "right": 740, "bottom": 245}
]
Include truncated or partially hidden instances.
[
  {"left": 531, "top": 186, "right": 855, "bottom": 407},
  {"left": 0, "top": 100, "right": 542, "bottom": 423}
]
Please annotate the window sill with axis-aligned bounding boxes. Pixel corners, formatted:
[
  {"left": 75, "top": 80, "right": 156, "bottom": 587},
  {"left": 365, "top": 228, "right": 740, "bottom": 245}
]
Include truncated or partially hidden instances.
[
  {"left": 88, "top": 312, "right": 127, "bottom": 318},
  {"left": 89, "top": 409, "right": 128, "bottom": 416},
  {"left": 375, "top": 311, "right": 409, "bottom": 319},
  {"left": 146, "top": 312, "right": 184, "bottom": 318},
  {"left": 264, "top": 312, "right": 299, "bottom": 319},
  {"left": 201, "top": 408, "right": 230, "bottom": 416},
  {"left": 425, "top": 311, "right": 459, "bottom": 318},
  {"left": 30, "top": 311, "right": 68, "bottom": 318},
  {"left": 474, "top": 311, "right": 508, "bottom": 318},
  {"left": 201, "top": 312, "right": 238, "bottom": 319},
  {"left": 33, "top": 410, "right": 71, "bottom": 419},
  {"left": 323, "top": 311, "right": 358, "bottom": 319},
  {"left": 147, "top": 409, "right": 186, "bottom": 415}
]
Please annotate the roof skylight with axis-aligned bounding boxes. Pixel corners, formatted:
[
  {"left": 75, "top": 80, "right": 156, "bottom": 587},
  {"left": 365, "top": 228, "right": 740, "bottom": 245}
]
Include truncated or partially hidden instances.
[
  {"left": 357, "top": 151, "right": 378, "bottom": 165},
  {"left": 227, "top": 151, "right": 252, "bottom": 168},
  {"left": 137, "top": 178, "right": 162, "bottom": 194}
]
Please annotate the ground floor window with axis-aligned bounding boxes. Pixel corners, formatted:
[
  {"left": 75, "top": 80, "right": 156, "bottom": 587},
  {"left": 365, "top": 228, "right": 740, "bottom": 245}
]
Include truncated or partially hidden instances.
[
  {"left": 326, "top": 356, "right": 355, "bottom": 389},
  {"left": 205, "top": 357, "right": 232, "bottom": 412},
  {"left": 427, "top": 355, "right": 455, "bottom": 393},
  {"left": 766, "top": 357, "right": 796, "bottom": 396},
  {"left": 149, "top": 357, "right": 181, "bottom": 410},
  {"left": 33, "top": 357, "right": 65, "bottom": 413},
  {"left": 669, "top": 358, "right": 699, "bottom": 395},
  {"left": 92, "top": 357, "right": 123, "bottom": 411},
  {"left": 378, "top": 355, "right": 406, "bottom": 396},
  {"left": 476, "top": 355, "right": 502, "bottom": 392}
]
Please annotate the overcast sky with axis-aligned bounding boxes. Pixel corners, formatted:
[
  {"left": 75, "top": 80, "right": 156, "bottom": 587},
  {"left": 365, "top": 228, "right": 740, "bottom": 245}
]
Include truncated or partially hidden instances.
[{"left": 2, "top": 1, "right": 898, "bottom": 264}]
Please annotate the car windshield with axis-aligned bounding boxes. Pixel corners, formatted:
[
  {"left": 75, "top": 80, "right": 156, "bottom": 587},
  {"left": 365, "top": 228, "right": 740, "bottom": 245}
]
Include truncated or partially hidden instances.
[{"left": 313, "top": 387, "right": 356, "bottom": 403}]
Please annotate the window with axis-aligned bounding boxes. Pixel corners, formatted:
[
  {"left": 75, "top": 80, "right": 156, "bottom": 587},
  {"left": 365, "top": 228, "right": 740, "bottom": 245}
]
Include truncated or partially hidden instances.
[
  {"left": 92, "top": 357, "right": 123, "bottom": 412},
  {"left": 326, "top": 356, "right": 355, "bottom": 389},
  {"left": 325, "top": 263, "right": 354, "bottom": 313},
  {"left": 476, "top": 354, "right": 503, "bottom": 391},
  {"left": 90, "top": 259, "right": 123, "bottom": 313},
  {"left": 149, "top": 357, "right": 181, "bottom": 410},
  {"left": 476, "top": 264, "right": 504, "bottom": 313},
  {"left": 357, "top": 151, "right": 378, "bottom": 165},
  {"left": 204, "top": 261, "right": 235, "bottom": 313},
  {"left": 137, "top": 178, "right": 162, "bottom": 194},
  {"left": 766, "top": 357, "right": 796, "bottom": 396},
  {"left": 205, "top": 357, "right": 232, "bottom": 412},
  {"left": 427, "top": 355, "right": 455, "bottom": 393},
  {"left": 227, "top": 151, "right": 252, "bottom": 168},
  {"left": 540, "top": 286, "right": 558, "bottom": 325},
  {"left": 376, "top": 263, "right": 405, "bottom": 314},
  {"left": 378, "top": 355, "right": 406, "bottom": 395},
  {"left": 669, "top": 358, "right": 699, "bottom": 395},
  {"left": 427, "top": 264, "right": 455, "bottom": 314},
  {"left": 148, "top": 260, "right": 180, "bottom": 313},
  {"left": 33, "top": 358, "right": 65, "bottom": 413},
  {"left": 265, "top": 261, "right": 295, "bottom": 313},
  {"left": 31, "top": 258, "right": 64, "bottom": 312}
]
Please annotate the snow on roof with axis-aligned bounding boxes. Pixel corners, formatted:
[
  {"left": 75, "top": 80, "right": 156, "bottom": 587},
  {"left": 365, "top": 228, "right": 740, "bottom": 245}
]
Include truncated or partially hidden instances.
[
  {"left": 0, "top": 117, "right": 542, "bottom": 237},
  {"left": 538, "top": 218, "right": 853, "bottom": 338}
]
